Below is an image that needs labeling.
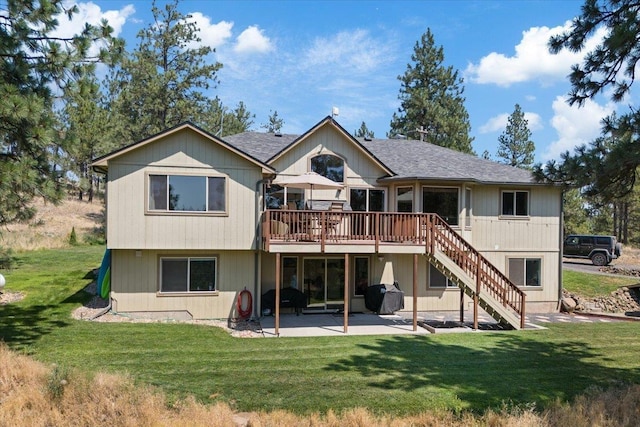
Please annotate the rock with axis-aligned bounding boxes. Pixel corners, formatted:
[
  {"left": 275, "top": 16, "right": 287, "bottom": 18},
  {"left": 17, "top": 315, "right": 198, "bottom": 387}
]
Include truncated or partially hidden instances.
[{"left": 561, "top": 297, "right": 577, "bottom": 313}]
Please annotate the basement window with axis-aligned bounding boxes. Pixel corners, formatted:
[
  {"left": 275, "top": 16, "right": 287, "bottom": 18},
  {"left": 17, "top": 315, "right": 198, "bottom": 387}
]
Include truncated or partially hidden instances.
[{"left": 160, "top": 257, "right": 217, "bottom": 293}]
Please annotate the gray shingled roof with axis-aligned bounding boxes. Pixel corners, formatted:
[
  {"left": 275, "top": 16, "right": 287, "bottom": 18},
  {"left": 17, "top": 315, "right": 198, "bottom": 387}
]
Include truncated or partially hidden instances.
[
  {"left": 223, "top": 132, "right": 297, "bottom": 162},
  {"left": 359, "top": 137, "right": 536, "bottom": 184},
  {"left": 222, "top": 131, "right": 536, "bottom": 185}
]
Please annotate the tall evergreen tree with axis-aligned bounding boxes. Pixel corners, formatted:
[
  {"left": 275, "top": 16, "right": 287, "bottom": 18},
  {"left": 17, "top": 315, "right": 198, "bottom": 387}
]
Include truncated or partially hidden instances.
[
  {"left": 261, "top": 110, "right": 284, "bottom": 133},
  {"left": 389, "top": 29, "right": 474, "bottom": 154},
  {"left": 108, "top": 0, "right": 222, "bottom": 142},
  {"left": 0, "top": 0, "right": 118, "bottom": 225},
  {"left": 496, "top": 104, "right": 535, "bottom": 169},
  {"left": 199, "top": 98, "right": 254, "bottom": 137},
  {"left": 535, "top": 0, "right": 640, "bottom": 199},
  {"left": 59, "top": 73, "right": 116, "bottom": 201},
  {"left": 354, "top": 121, "right": 374, "bottom": 139}
]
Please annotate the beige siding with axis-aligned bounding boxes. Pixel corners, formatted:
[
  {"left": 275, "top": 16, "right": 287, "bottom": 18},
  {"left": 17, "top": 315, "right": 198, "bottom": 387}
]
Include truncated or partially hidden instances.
[
  {"left": 271, "top": 126, "right": 388, "bottom": 202},
  {"left": 106, "top": 128, "right": 262, "bottom": 250},
  {"left": 111, "top": 249, "right": 256, "bottom": 319}
]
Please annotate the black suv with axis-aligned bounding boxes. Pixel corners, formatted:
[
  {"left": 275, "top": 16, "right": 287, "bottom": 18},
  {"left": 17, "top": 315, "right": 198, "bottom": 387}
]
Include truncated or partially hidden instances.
[{"left": 563, "top": 234, "right": 622, "bottom": 266}]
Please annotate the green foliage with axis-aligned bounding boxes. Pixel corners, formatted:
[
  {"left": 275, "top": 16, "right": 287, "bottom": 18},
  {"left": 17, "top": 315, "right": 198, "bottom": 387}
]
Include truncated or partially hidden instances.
[
  {"left": 68, "top": 227, "right": 78, "bottom": 246},
  {"left": 536, "top": 0, "right": 640, "bottom": 199},
  {"left": 563, "top": 188, "right": 591, "bottom": 235},
  {"left": 261, "top": 110, "right": 284, "bottom": 133},
  {"left": 46, "top": 363, "right": 69, "bottom": 402},
  {"left": 496, "top": 104, "right": 535, "bottom": 169},
  {"left": 0, "top": 0, "right": 120, "bottom": 226},
  {"left": 108, "top": 0, "right": 223, "bottom": 142},
  {"left": 0, "top": 246, "right": 15, "bottom": 269},
  {"left": 389, "top": 29, "right": 474, "bottom": 154},
  {"left": 354, "top": 121, "right": 375, "bottom": 139}
]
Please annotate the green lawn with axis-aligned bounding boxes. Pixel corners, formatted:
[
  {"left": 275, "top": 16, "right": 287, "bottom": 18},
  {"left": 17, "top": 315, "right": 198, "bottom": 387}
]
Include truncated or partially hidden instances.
[
  {"left": 1, "top": 247, "right": 640, "bottom": 415},
  {"left": 563, "top": 269, "right": 639, "bottom": 297}
]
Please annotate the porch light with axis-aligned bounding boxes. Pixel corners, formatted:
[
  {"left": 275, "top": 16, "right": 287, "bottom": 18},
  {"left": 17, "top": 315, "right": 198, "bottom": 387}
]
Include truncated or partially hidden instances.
[{"left": 377, "top": 255, "right": 385, "bottom": 262}]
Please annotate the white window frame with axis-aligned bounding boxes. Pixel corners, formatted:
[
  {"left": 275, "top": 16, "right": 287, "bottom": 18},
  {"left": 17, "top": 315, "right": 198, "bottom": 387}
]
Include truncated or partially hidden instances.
[
  {"left": 396, "top": 186, "right": 413, "bottom": 213},
  {"left": 501, "top": 190, "right": 529, "bottom": 218},
  {"left": 159, "top": 256, "right": 218, "bottom": 294},
  {"left": 146, "top": 172, "right": 228, "bottom": 216},
  {"left": 465, "top": 187, "right": 472, "bottom": 229}
]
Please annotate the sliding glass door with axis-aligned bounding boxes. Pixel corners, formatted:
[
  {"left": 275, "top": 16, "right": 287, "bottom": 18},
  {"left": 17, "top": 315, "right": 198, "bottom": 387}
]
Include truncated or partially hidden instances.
[{"left": 303, "top": 258, "right": 345, "bottom": 310}]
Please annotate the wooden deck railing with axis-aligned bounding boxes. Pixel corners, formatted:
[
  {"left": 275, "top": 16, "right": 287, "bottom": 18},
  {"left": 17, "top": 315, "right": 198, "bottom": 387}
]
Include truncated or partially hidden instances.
[{"left": 263, "top": 209, "right": 525, "bottom": 328}]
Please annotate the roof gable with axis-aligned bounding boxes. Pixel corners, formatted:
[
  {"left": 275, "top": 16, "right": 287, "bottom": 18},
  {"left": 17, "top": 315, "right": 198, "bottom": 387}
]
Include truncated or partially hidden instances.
[{"left": 91, "top": 122, "right": 275, "bottom": 174}]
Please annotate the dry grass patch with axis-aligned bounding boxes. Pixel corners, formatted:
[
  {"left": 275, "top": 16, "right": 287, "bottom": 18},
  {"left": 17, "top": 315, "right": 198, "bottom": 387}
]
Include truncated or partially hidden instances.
[{"left": 0, "top": 198, "right": 103, "bottom": 251}]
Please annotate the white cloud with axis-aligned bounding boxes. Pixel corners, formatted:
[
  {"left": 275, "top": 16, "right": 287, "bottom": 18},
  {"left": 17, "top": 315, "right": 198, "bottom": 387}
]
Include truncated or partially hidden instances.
[
  {"left": 543, "top": 96, "right": 615, "bottom": 161},
  {"left": 303, "top": 29, "right": 395, "bottom": 74},
  {"left": 479, "top": 111, "right": 543, "bottom": 134},
  {"left": 479, "top": 113, "right": 509, "bottom": 133},
  {"left": 234, "top": 25, "right": 273, "bottom": 53},
  {"left": 54, "top": 2, "right": 134, "bottom": 38},
  {"left": 466, "top": 21, "right": 607, "bottom": 87},
  {"left": 186, "top": 13, "right": 233, "bottom": 49}
]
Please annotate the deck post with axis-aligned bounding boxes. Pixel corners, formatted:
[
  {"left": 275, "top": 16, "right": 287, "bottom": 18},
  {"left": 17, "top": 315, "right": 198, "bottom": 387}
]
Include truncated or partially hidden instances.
[
  {"left": 344, "top": 253, "right": 349, "bottom": 334},
  {"left": 413, "top": 254, "right": 418, "bottom": 331},
  {"left": 264, "top": 212, "right": 270, "bottom": 252},
  {"left": 473, "top": 257, "right": 480, "bottom": 330},
  {"left": 275, "top": 253, "right": 281, "bottom": 337},
  {"left": 459, "top": 286, "right": 464, "bottom": 323},
  {"left": 320, "top": 211, "right": 326, "bottom": 253}
]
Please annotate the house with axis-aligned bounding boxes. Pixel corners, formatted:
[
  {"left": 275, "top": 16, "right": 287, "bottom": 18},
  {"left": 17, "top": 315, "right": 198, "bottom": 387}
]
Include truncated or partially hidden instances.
[{"left": 91, "top": 116, "right": 562, "bottom": 331}]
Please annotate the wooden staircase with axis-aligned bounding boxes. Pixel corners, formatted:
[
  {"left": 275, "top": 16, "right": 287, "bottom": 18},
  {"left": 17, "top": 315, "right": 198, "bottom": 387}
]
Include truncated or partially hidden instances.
[{"left": 423, "top": 215, "right": 526, "bottom": 330}]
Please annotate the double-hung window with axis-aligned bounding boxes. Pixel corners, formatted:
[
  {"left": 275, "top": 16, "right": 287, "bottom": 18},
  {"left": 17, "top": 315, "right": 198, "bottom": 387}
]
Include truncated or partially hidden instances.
[
  {"left": 149, "top": 174, "right": 226, "bottom": 213},
  {"left": 160, "top": 257, "right": 217, "bottom": 293},
  {"left": 501, "top": 190, "right": 528, "bottom": 217}
]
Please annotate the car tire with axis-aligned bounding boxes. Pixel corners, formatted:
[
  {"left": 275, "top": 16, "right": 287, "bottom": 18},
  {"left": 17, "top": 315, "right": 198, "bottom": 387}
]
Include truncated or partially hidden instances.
[
  {"left": 615, "top": 243, "right": 622, "bottom": 257},
  {"left": 591, "top": 253, "right": 608, "bottom": 266}
]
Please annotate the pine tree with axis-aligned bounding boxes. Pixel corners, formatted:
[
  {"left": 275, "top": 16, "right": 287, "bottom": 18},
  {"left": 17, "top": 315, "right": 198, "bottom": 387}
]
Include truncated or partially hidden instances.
[
  {"left": 108, "top": 0, "right": 222, "bottom": 142},
  {"left": 389, "top": 29, "right": 474, "bottom": 154},
  {"left": 496, "top": 104, "right": 535, "bottom": 169},
  {"left": 535, "top": 0, "right": 640, "bottom": 199},
  {"left": 261, "top": 110, "right": 284, "bottom": 133},
  {"left": 0, "top": 0, "right": 118, "bottom": 225},
  {"left": 354, "top": 121, "right": 374, "bottom": 139}
]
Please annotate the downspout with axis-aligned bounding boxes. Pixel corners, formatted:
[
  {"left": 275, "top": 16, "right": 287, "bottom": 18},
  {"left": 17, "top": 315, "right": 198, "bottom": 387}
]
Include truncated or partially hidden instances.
[
  {"left": 254, "top": 176, "right": 276, "bottom": 319},
  {"left": 558, "top": 188, "right": 564, "bottom": 310}
]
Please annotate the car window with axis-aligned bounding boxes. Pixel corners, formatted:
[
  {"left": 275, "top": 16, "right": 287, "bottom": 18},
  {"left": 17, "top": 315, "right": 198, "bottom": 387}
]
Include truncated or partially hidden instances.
[
  {"left": 579, "top": 237, "right": 594, "bottom": 245},
  {"left": 566, "top": 237, "right": 579, "bottom": 245},
  {"left": 595, "top": 237, "right": 610, "bottom": 245}
]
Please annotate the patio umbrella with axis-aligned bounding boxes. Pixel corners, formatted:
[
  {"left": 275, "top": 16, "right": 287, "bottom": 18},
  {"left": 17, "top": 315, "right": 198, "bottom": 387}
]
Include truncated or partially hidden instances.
[{"left": 272, "top": 172, "right": 343, "bottom": 207}]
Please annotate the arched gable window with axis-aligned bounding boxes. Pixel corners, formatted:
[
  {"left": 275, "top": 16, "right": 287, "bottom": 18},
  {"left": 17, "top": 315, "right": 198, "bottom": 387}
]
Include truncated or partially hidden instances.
[{"left": 310, "top": 154, "right": 344, "bottom": 183}]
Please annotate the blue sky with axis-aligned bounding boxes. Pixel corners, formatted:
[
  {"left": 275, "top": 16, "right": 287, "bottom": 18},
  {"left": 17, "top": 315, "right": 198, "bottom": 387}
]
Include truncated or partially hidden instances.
[{"left": 57, "top": 0, "right": 620, "bottom": 163}]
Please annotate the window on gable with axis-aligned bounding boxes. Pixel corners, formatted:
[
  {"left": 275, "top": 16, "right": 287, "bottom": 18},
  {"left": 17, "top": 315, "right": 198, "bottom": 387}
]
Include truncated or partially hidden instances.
[
  {"left": 501, "top": 190, "right": 529, "bottom": 217},
  {"left": 508, "top": 257, "right": 541, "bottom": 287},
  {"left": 160, "top": 257, "right": 217, "bottom": 292},
  {"left": 149, "top": 174, "right": 226, "bottom": 213},
  {"left": 310, "top": 154, "right": 344, "bottom": 183}
]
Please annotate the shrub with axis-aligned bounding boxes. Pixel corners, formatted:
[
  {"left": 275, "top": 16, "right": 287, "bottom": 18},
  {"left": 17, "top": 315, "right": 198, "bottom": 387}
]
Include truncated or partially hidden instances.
[
  {"left": 68, "top": 227, "right": 78, "bottom": 246},
  {"left": 0, "top": 246, "right": 14, "bottom": 270}
]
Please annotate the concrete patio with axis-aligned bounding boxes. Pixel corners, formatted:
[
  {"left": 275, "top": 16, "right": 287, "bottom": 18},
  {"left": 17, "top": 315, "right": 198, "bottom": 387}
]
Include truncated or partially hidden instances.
[{"left": 257, "top": 310, "right": 630, "bottom": 337}]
